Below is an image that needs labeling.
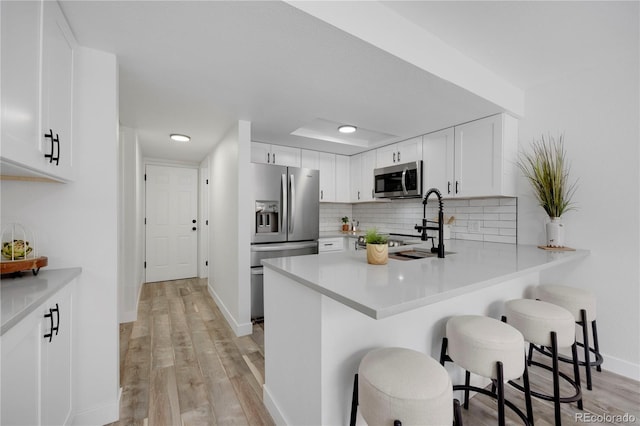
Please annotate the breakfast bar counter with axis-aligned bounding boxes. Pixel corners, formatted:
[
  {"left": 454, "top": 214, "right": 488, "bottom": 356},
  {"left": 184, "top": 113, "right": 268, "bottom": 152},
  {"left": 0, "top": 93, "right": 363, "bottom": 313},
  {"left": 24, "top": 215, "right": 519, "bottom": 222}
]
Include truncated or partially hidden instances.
[{"left": 261, "top": 241, "right": 589, "bottom": 425}]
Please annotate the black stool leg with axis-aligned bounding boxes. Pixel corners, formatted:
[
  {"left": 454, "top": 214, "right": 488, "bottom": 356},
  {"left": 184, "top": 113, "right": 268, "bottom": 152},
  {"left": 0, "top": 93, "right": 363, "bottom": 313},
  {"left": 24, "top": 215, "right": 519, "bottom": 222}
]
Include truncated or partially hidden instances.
[
  {"left": 528, "top": 342, "right": 534, "bottom": 367},
  {"left": 464, "top": 370, "right": 471, "bottom": 409},
  {"left": 550, "top": 332, "right": 562, "bottom": 426},
  {"left": 592, "top": 320, "right": 602, "bottom": 372},
  {"left": 522, "top": 355, "right": 534, "bottom": 426},
  {"left": 571, "top": 342, "right": 583, "bottom": 410},
  {"left": 496, "top": 361, "right": 506, "bottom": 426},
  {"left": 453, "top": 398, "right": 463, "bottom": 426},
  {"left": 579, "top": 309, "right": 593, "bottom": 391},
  {"left": 350, "top": 374, "right": 358, "bottom": 426},
  {"left": 440, "top": 337, "right": 449, "bottom": 366}
]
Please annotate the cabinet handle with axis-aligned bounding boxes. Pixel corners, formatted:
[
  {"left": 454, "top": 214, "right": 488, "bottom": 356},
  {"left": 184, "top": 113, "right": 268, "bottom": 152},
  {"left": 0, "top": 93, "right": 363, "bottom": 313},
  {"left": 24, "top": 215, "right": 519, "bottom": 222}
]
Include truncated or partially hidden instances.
[
  {"left": 358, "top": 191, "right": 360, "bottom": 200},
  {"left": 273, "top": 153, "right": 276, "bottom": 164},
  {"left": 53, "top": 134, "right": 60, "bottom": 165},
  {"left": 321, "top": 190, "right": 323, "bottom": 200},
  {"left": 324, "top": 243, "right": 333, "bottom": 246},
  {"left": 447, "top": 181, "right": 451, "bottom": 194},
  {"left": 43, "top": 303, "right": 60, "bottom": 342},
  {"left": 192, "top": 227, "right": 197, "bottom": 231},
  {"left": 455, "top": 181, "right": 459, "bottom": 194},
  {"left": 44, "top": 129, "right": 56, "bottom": 164},
  {"left": 397, "top": 151, "right": 401, "bottom": 162},
  {"left": 393, "top": 152, "right": 396, "bottom": 163},
  {"left": 267, "top": 152, "right": 270, "bottom": 163}
]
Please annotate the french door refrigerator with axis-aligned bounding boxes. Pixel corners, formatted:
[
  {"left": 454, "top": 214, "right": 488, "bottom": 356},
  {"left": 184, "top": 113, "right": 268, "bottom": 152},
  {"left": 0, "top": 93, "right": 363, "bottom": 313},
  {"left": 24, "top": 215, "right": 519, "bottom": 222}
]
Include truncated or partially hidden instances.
[{"left": 250, "top": 163, "right": 319, "bottom": 319}]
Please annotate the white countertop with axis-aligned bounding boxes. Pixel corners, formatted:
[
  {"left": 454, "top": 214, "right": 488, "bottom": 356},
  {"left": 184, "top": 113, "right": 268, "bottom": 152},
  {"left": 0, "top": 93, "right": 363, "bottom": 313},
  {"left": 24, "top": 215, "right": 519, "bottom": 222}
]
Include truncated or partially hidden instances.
[
  {"left": 1, "top": 267, "right": 82, "bottom": 335},
  {"left": 262, "top": 240, "right": 589, "bottom": 319}
]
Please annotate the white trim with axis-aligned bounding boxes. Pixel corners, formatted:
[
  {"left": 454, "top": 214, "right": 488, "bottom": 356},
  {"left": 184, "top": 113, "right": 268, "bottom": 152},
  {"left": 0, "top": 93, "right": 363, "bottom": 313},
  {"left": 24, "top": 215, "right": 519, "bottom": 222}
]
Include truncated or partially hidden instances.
[
  {"left": 71, "top": 398, "right": 119, "bottom": 426},
  {"left": 600, "top": 352, "right": 640, "bottom": 382},
  {"left": 119, "top": 279, "right": 144, "bottom": 324},
  {"left": 207, "top": 281, "right": 252, "bottom": 336},
  {"left": 143, "top": 157, "right": 200, "bottom": 168},
  {"left": 263, "top": 385, "right": 290, "bottom": 426}
]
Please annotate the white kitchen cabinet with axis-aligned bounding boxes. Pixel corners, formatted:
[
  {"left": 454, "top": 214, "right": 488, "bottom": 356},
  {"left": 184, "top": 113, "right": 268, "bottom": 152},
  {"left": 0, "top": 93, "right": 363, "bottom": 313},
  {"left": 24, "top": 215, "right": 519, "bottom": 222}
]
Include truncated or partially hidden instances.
[
  {"left": 251, "top": 142, "right": 301, "bottom": 167},
  {"left": 1, "top": 280, "right": 74, "bottom": 426},
  {"left": 318, "top": 152, "right": 335, "bottom": 202},
  {"left": 350, "top": 150, "right": 377, "bottom": 202},
  {"left": 0, "top": 0, "right": 77, "bottom": 182},
  {"left": 335, "top": 154, "right": 350, "bottom": 202},
  {"left": 318, "top": 237, "right": 345, "bottom": 253},
  {"left": 376, "top": 136, "right": 423, "bottom": 168},
  {"left": 422, "top": 114, "right": 518, "bottom": 198},
  {"left": 300, "top": 149, "right": 319, "bottom": 169}
]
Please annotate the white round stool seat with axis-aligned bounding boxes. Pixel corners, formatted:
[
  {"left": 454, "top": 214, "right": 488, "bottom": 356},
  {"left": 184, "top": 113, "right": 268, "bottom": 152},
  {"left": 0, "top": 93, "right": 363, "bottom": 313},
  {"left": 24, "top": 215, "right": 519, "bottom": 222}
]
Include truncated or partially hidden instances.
[
  {"left": 446, "top": 315, "right": 524, "bottom": 380},
  {"left": 358, "top": 347, "right": 453, "bottom": 425},
  {"left": 506, "top": 299, "right": 575, "bottom": 347},
  {"left": 537, "top": 284, "right": 597, "bottom": 320}
]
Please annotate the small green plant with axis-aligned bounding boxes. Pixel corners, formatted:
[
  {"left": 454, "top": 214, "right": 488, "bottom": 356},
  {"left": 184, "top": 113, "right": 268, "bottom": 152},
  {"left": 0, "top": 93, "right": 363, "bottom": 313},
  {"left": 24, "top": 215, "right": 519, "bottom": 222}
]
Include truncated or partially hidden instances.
[
  {"left": 365, "top": 228, "right": 388, "bottom": 245},
  {"left": 341, "top": 216, "right": 349, "bottom": 224},
  {"left": 518, "top": 134, "right": 578, "bottom": 218}
]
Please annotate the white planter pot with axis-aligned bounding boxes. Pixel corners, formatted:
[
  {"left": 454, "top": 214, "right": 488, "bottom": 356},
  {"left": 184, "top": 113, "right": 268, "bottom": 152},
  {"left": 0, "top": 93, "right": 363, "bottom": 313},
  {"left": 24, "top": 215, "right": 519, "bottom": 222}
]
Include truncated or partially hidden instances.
[{"left": 546, "top": 217, "right": 565, "bottom": 247}]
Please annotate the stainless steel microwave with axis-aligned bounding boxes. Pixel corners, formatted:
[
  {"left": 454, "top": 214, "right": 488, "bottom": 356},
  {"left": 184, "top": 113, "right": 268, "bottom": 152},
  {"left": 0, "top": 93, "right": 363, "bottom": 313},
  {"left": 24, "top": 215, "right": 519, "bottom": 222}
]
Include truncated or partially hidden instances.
[{"left": 374, "top": 160, "right": 422, "bottom": 199}]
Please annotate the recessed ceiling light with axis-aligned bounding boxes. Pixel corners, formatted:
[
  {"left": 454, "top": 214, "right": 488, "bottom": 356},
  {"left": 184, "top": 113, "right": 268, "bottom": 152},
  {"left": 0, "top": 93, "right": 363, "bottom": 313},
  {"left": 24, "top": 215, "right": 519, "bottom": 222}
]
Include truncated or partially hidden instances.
[
  {"left": 170, "top": 133, "right": 190, "bottom": 142},
  {"left": 338, "top": 125, "right": 357, "bottom": 134}
]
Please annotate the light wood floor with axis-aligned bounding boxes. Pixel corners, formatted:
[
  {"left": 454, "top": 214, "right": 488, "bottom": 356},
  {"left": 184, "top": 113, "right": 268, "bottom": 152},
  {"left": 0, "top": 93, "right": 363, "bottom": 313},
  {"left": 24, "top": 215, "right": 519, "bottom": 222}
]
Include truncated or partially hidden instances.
[{"left": 110, "top": 278, "right": 640, "bottom": 426}]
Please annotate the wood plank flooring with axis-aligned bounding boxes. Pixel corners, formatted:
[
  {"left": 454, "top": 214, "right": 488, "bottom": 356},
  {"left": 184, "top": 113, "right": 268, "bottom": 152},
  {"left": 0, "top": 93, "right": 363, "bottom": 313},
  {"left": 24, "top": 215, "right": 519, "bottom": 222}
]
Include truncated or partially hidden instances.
[{"left": 110, "top": 278, "right": 639, "bottom": 425}]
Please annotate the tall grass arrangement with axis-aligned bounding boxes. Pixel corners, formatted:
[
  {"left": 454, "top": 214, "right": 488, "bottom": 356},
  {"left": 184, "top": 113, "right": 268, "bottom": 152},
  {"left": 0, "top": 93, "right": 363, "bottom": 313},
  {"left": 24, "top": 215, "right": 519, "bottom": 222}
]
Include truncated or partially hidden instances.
[{"left": 518, "top": 134, "right": 578, "bottom": 218}]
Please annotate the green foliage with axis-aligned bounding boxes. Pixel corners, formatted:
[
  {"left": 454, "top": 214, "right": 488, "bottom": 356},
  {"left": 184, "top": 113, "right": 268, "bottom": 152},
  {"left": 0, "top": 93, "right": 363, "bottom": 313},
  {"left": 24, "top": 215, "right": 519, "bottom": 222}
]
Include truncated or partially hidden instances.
[
  {"left": 341, "top": 216, "right": 349, "bottom": 224},
  {"left": 365, "top": 228, "right": 388, "bottom": 245},
  {"left": 518, "top": 134, "right": 578, "bottom": 218}
]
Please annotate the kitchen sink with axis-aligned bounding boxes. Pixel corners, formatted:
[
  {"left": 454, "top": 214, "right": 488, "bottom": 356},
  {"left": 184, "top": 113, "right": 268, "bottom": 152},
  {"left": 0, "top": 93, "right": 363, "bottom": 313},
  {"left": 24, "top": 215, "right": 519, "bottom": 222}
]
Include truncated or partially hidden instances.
[{"left": 388, "top": 248, "right": 455, "bottom": 261}]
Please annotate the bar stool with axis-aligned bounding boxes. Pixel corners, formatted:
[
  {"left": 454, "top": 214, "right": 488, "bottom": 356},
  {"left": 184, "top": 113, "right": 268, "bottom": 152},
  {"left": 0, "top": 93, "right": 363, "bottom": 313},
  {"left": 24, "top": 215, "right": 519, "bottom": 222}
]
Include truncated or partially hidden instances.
[
  {"left": 536, "top": 284, "right": 603, "bottom": 390},
  {"left": 440, "top": 315, "right": 533, "bottom": 426},
  {"left": 350, "top": 347, "right": 462, "bottom": 426},
  {"left": 504, "top": 299, "right": 583, "bottom": 426}
]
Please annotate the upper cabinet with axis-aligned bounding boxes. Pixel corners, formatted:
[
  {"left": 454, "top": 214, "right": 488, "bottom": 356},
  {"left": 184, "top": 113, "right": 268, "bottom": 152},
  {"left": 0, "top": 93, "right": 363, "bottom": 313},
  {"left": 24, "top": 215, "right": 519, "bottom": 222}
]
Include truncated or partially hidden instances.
[
  {"left": 376, "top": 136, "right": 423, "bottom": 168},
  {"left": 334, "top": 154, "right": 350, "bottom": 203},
  {"left": 350, "top": 150, "right": 377, "bottom": 202},
  {"left": 318, "top": 152, "right": 335, "bottom": 202},
  {"left": 0, "top": 0, "right": 77, "bottom": 182},
  {"left": 300, "top": 149, "right": 319, "bottom": 170},
  {"left": 423, "top": 114, "right": 518, "bottom": 198},
  {"left": 251, "top": 142, "right": 301, "bottom": 167}
]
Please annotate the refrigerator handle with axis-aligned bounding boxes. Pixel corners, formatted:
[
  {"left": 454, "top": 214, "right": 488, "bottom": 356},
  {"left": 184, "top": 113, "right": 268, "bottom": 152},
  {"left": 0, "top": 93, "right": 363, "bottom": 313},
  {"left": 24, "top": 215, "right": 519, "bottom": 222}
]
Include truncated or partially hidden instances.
[
  {"left": 289, "top": 174, "right": 295, "bottom": 233},
  {"left": 281, "top": 174, "right": 287, "bottom": 234}
]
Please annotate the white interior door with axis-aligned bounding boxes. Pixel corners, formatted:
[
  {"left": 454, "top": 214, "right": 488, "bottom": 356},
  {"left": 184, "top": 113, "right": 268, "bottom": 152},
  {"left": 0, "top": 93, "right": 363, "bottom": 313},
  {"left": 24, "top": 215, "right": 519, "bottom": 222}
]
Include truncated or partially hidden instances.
[{"left": 145, "top": 165, "right": 198, "bottom": 282}]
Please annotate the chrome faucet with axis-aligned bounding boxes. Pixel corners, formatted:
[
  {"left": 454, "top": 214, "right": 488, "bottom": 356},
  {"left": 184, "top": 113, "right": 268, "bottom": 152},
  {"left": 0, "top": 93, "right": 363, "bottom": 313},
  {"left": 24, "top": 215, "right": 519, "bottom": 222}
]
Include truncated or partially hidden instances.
[{"left": 414, "top": 188, "right": 445, "bottom": 258}]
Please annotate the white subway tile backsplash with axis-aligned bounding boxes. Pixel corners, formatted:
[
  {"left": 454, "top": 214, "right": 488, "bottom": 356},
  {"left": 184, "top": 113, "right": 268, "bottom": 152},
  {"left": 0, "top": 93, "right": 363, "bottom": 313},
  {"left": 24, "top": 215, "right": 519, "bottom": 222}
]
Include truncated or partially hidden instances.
[
  {"left": 469, "top": 198, "right": 500, "bottom": 207},
  {"left": 500, "top": 198, "right": 517, "bottom": 206},
  {"left": 484, "top": 235, "right": 517, "bottom": 244}
]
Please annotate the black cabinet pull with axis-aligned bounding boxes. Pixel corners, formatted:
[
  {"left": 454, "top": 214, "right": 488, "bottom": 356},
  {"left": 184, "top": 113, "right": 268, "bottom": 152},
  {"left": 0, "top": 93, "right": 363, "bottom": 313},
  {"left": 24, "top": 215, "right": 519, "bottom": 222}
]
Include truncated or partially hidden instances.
[
  {"left": 455, "top": 181, "right": 459, "bottom": 194},
  {"left": 267, "top": 152, "right": 270, "bottom": 163},
  {"left": 192, "top": 219, "right": 196, "bottom": 223},
  {"left": 397, "top": 151, "right": 401, "bottom": 162},
  {"left": 321, "top": 190, "right": 323, "bottom": 200},
  {"left": 43, "top": 130, "right": 60, "bottom": 166},
  {"left": 393, "top": 152, "right": 396, "bottom": 163},
  {"left": 447, "top": 181, "right": 451, "bottom": 194},
  {"left": 192, "top": 227, "right": 197, "bottom": 231},
  {"left": 43, "top": 303, "right": 59, "bottom": 342}
]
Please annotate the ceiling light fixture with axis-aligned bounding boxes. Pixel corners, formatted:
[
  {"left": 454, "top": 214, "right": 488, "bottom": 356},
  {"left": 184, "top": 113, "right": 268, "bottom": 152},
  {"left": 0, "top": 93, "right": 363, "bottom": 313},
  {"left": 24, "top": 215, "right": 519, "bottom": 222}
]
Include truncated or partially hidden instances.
[
  {"left": 170, "top": 133, "right": 191, "bottom": 142},
  {"left": 338, "top": 125, "right": 357, "bottom": 134}
]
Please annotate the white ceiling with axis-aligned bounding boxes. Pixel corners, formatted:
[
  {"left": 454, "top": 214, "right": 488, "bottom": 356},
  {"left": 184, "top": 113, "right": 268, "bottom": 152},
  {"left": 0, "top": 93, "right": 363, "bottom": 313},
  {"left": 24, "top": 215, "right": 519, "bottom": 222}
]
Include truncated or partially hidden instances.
[{"left": 59, "top": 1, "right": 637, "bottom": 163}]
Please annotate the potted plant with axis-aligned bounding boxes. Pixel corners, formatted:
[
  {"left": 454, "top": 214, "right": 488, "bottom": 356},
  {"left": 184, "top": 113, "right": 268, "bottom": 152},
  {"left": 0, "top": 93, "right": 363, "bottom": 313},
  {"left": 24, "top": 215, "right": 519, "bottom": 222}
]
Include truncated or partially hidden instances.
[
  {"left": 518, "top": 134, "right": 578, "bottom": 247},
  {"left": 341, "top": 216, "right": 350, "bottom": 232},
  {"left": 365, "top": 228, "right": 388, "bottom": 265}
]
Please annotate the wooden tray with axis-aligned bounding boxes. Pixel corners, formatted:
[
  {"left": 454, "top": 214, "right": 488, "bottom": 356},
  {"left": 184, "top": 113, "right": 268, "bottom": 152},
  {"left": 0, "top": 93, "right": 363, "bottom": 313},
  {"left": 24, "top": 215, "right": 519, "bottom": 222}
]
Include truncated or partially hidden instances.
[
  {"left": 1, "top": 256, "right": 48, "bottom": 275},
  {"left": 537, "top": 246, "right": 576, "bottom": 252}
]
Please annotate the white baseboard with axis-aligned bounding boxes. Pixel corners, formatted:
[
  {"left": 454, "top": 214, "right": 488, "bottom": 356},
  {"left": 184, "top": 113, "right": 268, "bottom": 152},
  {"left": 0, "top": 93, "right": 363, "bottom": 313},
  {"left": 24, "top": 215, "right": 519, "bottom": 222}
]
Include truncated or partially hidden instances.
[
  {"left": 601, "top": 351, "right": 640, "bottom": 381},
  {"left": 263, "top": 385, "right": 289, "bottom": 426},
  {"left": 71, "top": 398, "right": 119, "bottom": 426},
  {"left": 208, "top": 283, "right": 252, "bottom": 337}
]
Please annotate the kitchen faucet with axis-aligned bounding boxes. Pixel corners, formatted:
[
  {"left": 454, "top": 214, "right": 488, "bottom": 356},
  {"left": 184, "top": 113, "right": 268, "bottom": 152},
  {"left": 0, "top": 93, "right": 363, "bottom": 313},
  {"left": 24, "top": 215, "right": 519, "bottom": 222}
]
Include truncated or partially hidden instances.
[{"left": 414, "top": 188, "right": 446, "bottom": 258}]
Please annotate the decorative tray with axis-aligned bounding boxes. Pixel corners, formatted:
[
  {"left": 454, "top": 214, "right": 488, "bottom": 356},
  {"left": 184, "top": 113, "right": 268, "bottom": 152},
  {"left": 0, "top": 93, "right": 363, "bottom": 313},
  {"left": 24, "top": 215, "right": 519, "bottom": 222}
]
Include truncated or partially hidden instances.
[
  {"left": 537, "top": 246, "right": 576, "bottom": 252},
  {"left": 1, "top": 256, "right": 48, "bottom": 276}
]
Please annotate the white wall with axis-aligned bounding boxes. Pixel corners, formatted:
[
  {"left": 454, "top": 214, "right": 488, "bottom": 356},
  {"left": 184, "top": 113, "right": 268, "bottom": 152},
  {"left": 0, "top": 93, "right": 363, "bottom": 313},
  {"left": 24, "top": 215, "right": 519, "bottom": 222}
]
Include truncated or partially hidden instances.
[
  {"left": 118, "top": 126, "right": 145, "bottom": 323},
  {"left": 207, "top": 120, "right": 252, "bottom": 336},
  {"left": 518, "top": 41, "right": 639, "bottom": 377},
  {"left": 0, "top": 47, "right": 120, "bottom": 424}
]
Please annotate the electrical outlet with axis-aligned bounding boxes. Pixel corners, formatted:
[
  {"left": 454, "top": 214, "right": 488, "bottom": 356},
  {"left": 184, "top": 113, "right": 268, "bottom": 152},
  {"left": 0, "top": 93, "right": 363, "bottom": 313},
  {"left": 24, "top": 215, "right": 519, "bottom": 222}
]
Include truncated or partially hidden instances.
[{"left": 468, "top": 220, "right": 480, "bottom": 232}]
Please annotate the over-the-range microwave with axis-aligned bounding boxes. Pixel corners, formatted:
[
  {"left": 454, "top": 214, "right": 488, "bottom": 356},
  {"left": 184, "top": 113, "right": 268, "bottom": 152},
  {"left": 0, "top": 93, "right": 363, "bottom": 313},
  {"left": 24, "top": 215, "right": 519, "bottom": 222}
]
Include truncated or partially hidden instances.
[{"left": 373, "top": 160, "right": 422, "bottom": 199}]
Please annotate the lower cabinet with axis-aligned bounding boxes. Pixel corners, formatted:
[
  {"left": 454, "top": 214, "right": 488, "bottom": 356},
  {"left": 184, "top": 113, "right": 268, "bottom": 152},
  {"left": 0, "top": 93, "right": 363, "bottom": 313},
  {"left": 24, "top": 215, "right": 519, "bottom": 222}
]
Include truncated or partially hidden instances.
[
  {"left": 1, "top": 280, "right": 74, "bottom": 425},
  {"left": 318, "top": 237, "right": 345, "bottom": 253}
]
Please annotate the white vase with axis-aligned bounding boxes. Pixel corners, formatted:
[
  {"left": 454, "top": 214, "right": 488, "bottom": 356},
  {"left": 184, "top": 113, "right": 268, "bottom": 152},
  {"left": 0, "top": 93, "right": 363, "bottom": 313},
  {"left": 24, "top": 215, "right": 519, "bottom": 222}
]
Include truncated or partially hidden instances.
[{"left": 546, "top": 217, "right": 565, "bottom": 247}]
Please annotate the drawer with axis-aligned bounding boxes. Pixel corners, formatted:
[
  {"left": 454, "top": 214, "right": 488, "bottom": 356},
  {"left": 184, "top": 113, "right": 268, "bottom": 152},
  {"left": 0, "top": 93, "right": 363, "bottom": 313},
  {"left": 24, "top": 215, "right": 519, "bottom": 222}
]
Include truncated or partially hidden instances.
[{"left": 318, "top": 237, "right": 345, "bottom": 253}]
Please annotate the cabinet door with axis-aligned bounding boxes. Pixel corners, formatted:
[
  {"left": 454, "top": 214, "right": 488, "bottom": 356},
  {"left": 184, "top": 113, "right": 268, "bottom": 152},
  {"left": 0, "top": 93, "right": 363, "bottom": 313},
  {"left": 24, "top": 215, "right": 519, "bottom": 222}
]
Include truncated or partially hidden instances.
[
  {"left": 300, "top": 149, "right": 319, "bottom": 170},
  {"left": 335, "top": 155, "right": 350, "bottom": 202},
  {"left": 41, "top": 0, "right": 76, "bottom": 181},
  {"left": 271, "top": 145, "right": 300, "bottom": 167},
  {"left": 251, "top": 142, "right": 271, "bottom": 164},
  {"left": 360, "top": 150, "right": 377, "bottom": 201},
  {"left": 1, "top": 307, "right": 43, "bottom": 426},
  {"left": 318, "top": 152, "right": 335, "bottom": 202},
  {"left": 349, "top": 154, "right": 362, "bottom": 202},
  {"left": 423, "top": 128, "right": 455, "bottom": 196},
  {"left": 0, "top": 0, "right": 43, "bottom": 171},
  {"left": 376, "top": 144, "right": 398, "bottom": 168},
  {"left": 42, "top": 282, "right": 74, "bottom": 426},
  {"left": 455, "top": 115, "right": 503, "bottom": 198},
  {"left": 397, "top": 137, "right": 423, "bottom": 164}
]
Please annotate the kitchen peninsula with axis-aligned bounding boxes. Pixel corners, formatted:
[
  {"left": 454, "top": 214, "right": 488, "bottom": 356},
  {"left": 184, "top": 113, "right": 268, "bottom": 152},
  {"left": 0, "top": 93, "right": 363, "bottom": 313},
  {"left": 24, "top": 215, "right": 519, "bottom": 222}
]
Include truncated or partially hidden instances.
[{"left": 261, "top": 240, "right": 589, "bottom": 425}]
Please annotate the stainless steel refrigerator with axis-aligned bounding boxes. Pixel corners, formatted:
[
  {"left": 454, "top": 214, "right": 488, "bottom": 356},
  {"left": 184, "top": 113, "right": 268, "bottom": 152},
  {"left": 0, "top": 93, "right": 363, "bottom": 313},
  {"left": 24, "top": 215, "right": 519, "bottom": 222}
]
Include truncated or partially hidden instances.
[{"left": 250, "top": 163, "right": 319, "bottom": 319}]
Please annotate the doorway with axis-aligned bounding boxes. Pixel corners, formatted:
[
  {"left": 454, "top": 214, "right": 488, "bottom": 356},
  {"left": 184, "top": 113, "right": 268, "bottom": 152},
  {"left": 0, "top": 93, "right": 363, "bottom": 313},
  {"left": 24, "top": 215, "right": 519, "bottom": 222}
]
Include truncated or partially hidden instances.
[{"left": 145, "top": 164, "right": 198, "bottom": 282}]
